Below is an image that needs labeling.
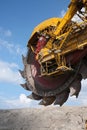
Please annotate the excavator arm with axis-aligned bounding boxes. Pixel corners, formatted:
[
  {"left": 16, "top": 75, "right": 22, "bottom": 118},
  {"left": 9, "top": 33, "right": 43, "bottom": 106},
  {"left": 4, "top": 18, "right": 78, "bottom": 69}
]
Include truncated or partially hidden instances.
[
  {"left": 20, "top": 0, "right": 87, "bottom": 106},
  {"left": 34, "top": 0, "right": 87, "bottom": 76}
]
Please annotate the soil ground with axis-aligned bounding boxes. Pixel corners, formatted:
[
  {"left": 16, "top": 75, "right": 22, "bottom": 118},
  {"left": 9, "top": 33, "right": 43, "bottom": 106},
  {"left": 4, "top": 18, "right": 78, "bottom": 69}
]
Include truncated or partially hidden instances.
[{"left": 0, "top": 106, "right": 87, "bottom": 130}]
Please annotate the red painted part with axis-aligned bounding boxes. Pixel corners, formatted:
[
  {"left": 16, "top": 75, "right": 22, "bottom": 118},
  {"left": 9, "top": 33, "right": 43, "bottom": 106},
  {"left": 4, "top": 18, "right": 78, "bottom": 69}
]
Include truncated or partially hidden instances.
[
  {"left": 31, "top": 60, "right": 70, "bottom": 90},
  {"left": 30, "top": 46, "right": 87, "bottom": 90},
  {"left": 35, "top": 36, "right": 47, "bottom": 54},
  {"left": 66, "top": 47, "right": 87, "bottom": 65}
]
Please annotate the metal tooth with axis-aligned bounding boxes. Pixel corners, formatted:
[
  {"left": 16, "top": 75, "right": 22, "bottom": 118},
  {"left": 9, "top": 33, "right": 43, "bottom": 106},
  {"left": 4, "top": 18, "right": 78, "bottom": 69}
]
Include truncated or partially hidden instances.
[
  {"left": 27, "top": 93, "right": 42, "bottom": 100},
  {"left": 70, "top": 80, "right": 81, "bottom": 97},
  {"left": 20, "top": 83, "right": 31, "bottom": 90},
  {"left": 22, "top": 55, "right": 27, "bottom": 65},
  {"left": 19, "top": 69, "right": 25, "bottom": 78},
  {"left": 39, "top": 96, "right": 55, "bottom": 106},
  {"left": 54, "top": 90, "right": 69, "bottom": 106},
  {"left": 39, "top": 100, "right": 45, "bottom": 105},
  {"left": 79, "top": 61, "right": 87, "bottom": 79}
]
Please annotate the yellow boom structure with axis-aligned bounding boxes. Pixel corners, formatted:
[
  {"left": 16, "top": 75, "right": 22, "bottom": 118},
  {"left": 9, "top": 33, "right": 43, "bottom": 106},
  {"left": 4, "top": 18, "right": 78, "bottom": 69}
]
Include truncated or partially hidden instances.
[{"left": 28, "top": 0, "right": 87, "bottom": 76}]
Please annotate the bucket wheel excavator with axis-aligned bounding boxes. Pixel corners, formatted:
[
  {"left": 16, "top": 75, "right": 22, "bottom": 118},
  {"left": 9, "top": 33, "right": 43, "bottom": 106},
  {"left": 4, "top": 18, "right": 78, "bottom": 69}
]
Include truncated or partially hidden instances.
[{"left": 20, "top": 0, "right": 87, "bottom": 106}]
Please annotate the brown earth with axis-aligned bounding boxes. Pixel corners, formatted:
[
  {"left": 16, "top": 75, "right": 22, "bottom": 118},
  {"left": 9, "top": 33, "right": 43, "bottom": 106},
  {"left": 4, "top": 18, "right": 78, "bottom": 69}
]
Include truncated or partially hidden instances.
[{"left": 0, "top": 106, "right": 87, "bottom": 130}]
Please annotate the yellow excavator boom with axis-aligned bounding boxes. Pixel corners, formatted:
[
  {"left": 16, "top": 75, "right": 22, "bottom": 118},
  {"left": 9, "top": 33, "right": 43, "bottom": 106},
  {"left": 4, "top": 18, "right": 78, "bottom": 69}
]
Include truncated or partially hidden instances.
[{"left": 20, "top": 0, "right": 87, "bottom": 106}]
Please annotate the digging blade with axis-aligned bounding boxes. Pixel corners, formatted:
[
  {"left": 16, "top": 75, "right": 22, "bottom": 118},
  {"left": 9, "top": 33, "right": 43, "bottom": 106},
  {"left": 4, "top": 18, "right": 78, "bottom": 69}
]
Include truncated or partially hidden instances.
[
  {"left": 20, "top": 83, "right": 31, "bottom": 91},
  {"left": 27, "top": 93, "right": 42, "bottom": 100},
  {"left": 39, "top": 96, "right": 55, "bottom": 106},
  {"left": 54, "top": 90, "right": 69, "bottom": 106},
  {"left": 70, "top": 80, "right": 81, "bottom": 97},
  {"left": 22, "top": 55, "right": 27, "bottom": 65},
  {"left": 19, "top": 69, "right": 25, "bottom": 78}
]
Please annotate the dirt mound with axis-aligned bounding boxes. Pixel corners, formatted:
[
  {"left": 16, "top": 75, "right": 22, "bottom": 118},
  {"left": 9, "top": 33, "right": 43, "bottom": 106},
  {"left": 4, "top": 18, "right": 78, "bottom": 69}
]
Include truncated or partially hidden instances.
[{"left": 0, "top": 106, "right": 87, "bottom": 130}]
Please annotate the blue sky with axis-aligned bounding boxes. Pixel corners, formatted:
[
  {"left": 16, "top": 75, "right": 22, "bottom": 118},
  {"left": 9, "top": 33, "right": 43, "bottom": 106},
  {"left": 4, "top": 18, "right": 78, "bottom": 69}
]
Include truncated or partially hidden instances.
[{"left": 0, "top": 0, "right": 87, "bottom": 109}]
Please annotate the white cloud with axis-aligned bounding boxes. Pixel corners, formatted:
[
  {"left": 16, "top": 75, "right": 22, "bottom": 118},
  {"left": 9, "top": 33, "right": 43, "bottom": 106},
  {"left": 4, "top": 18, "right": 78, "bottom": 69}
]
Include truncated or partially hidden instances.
[
  {"left": 19, "top": 94, "right": 31, "bottom": 104},
  {"left": 0, "top": 60, "right": 23, "bottom": 84},
  {"left": 0, "top": 38, "right": 26, "bottom": 55},
  {"left": 0, "top": 27, "right": 12, "bottom": 37},
  {"left": 0, "top": 94, "right": 41, "bottom": 109},
  {"left": 4, "top": 30, "right": 12, "bottom": 37},
  {"left": 60, "top": 10, "right": 66, "bottom": 17},
  {"left": 0, "top": 27, "right": 26, "bottom": 55},
  {"left": 19, "top": 94, "right": 41, "bottom": 108},
  {"left": 78, "top": 79, "right": 87, "bottom": 105},
  {"left": 81, "top": 79, "right": 87, "bottom": 88}
]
